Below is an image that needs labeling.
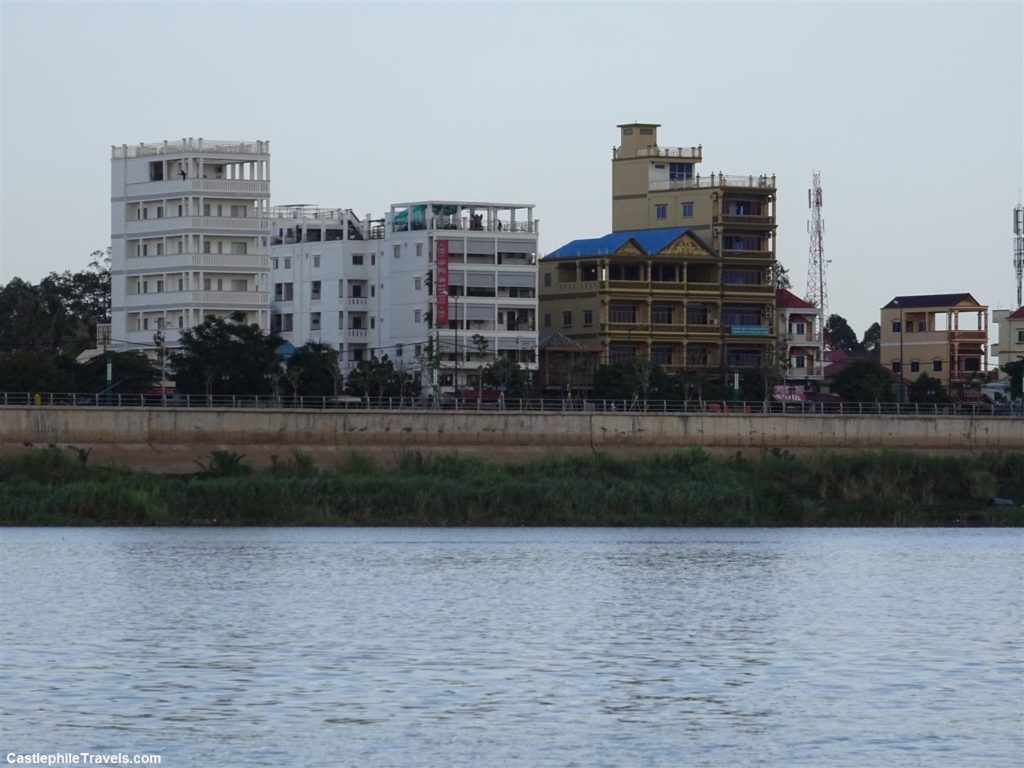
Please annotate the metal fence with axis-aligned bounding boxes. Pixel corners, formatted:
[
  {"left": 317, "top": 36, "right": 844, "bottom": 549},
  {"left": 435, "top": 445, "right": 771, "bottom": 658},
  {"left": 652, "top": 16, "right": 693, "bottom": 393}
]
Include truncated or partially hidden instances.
[{"left": 1, "top": 392, "right": 1021, "bottom": 417}]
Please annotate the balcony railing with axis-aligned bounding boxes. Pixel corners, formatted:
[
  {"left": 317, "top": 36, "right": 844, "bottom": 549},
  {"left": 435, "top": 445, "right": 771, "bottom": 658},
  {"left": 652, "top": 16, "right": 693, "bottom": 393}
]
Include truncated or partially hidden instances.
[
  {"left": 613, "top": 145, "right": 702, "bottom": 160},
  {"left": 113, "top": 139, "right": 269, "bottom": 159},
  {"left": 125, "top": 216, "right": 272, "bottom": 235},
  {"left": 124, "top": 290, "right": 269, "bottom": 307},
  {"left": 126, "top": 253, "right": 270, "bottom": 271},
  {"left": 401, "top": 218, "right": 537, "bottom": 234},
  {"left": 125, "top": 179, "right": 270, "bottom": 198},
  {"left": 650, "top": 173, "right": 776, "bottom": 192}
]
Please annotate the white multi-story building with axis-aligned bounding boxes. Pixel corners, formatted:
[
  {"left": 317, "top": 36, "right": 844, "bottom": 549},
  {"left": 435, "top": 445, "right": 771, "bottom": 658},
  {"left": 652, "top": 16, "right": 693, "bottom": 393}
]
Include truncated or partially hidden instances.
[
  {"left": 269, "top": 205, "right": 386, "bottom": 369},
  {"left": 269, "top": 199, "right": 540, "bottom": 391},
  {"left": 110, "top": 138, "right": 272, "bottom": 349}
]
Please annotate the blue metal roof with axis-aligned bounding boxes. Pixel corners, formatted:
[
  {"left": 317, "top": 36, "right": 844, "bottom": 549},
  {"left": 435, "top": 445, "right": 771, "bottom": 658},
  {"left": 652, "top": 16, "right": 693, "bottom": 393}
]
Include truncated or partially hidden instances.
[{"left": 543, "top": 227, "right": 706, "bottom": 260}]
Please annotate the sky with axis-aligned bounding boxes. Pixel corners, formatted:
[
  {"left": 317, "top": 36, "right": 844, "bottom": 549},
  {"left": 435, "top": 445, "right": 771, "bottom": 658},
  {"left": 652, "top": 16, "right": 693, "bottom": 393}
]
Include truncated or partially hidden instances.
[{"left": 1, "top": 1, "right": 1022, "bottom": 341}]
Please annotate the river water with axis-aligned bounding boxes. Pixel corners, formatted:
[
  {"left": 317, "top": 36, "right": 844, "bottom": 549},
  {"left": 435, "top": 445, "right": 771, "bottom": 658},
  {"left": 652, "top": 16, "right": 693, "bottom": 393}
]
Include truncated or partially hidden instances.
[{"left": 1, "top": 528, "right": 1021, "bottom": 767}]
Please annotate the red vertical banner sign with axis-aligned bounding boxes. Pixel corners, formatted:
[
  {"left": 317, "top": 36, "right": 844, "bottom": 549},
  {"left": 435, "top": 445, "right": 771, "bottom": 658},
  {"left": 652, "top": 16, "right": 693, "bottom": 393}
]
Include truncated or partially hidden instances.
[{"left": 435, "top": 239, "right": 449, "bottom": 326}]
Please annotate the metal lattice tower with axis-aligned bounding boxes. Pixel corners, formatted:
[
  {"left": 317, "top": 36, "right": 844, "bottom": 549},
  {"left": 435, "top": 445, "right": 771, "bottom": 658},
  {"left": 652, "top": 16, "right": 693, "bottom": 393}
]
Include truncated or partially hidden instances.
[
  {"left": 805, "top": 172, "right": 828, "bottom": 317},
  {"left": 1014, "top": 204, "right": 1023, "bottom": 308}
]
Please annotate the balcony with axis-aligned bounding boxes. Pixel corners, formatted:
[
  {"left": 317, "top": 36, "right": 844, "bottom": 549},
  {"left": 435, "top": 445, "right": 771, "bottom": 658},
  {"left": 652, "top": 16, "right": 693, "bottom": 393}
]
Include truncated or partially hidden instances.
[
  {"left": 124, "top": 290, "right": 268, "bottom": 308},
  {"left": 344, "top": 297, "right": 369, "bottom": 308},
  {"left": 717, "top": 214, "right": 773, "bottom": 226},
  {"left": 613, "top": 145, "right": 702, "bottom": 160},
  {"left": 721, "top": 248, "right": 773, "bottom": 260},
  {"left": 548, "top": 280, "right": 598, "bottom": 294},
  {"left": 125, "top": 216, "right": 272, "bottom": 235},
  {"left": 126, "top": 253, "right": 270, "bottom": 272},
  {"left": 346, "top": 329, "right": 368, "bottom": 339},
  {"left": 125, "top": 178, "right": 270, "bottom": 198},
  {"left": 650, "top": 173, "right": 775, "bottom": 192},
  {"left": 113, "top": 139, "right": 269, "bottom": 159}
]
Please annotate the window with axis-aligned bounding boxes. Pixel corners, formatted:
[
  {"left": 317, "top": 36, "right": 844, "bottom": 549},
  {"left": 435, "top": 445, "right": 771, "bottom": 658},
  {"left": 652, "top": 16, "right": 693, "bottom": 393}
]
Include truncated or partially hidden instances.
[
  {"left": 1017, "top": 329, "right": 1024, "bottom": 343},
  {"left": 311, "top": 281, "right": 321, "bottom": 300},
  {"left": 583, "top": 310, "right": 593, "bottom": 326},
  {"left": 142, "top": 318, "right": 149, "bottom": 330},
  {"left": 609, "top": 304, "right": 637, "bottom": 323},
  {"left": 313, "top": 255, "right": 321, "bottom": 268},
  {"left": 353, "top": 254, "right": 364, "bottom": 266},
  {"left": 142, "top": 281, "right": 148, "bottom": 294},
  {"left": 142, "top": 244, "right": 149, "bottom": 257},
  {"left": 794, "top": 355, "right": 806, "bottom": 369},
  {"left": 918, "top": 321, "right": 926, "bottom": 332},
  {"left": 231, "top": 242, "right": 247, "bottom": 255},
  {"left": 204, "top": 278, "right": 211, "bottom": 290},
  {"left": 414, "top": 309, "right": 422, "bottom": 324},
  {"left": 415, "top": 344, "right": 422, "bottom": 357},
  {"left": 311, "top": 312, "right": 321, "bottom": 331},
  {"left": 338, "top": 312, "right": 345, "bottom": 329},
  {"left": 273, "top": 258, "right": 279, "bottom": 269},
  {"left": 370, "top": 317, "right": 376, "bottom": 329},
  {"left": 284, "top": 258, "right": 291, "bottom": 269},
  {"left": 655, "top": 204, "right": 667, "bottom": 220},
  {"left": 156, "top": 280, "right": 163, "bottom": 293},
  {"left": 371, "top": 253, "right": 376, "bottom": 266},
  {"left": 794, "top": 322, "right": 806, "bottom": 335},
  {"left": 651, "top": 304, "right": 673, "bottom": 325},
  {"left": 669, "top": 163, "right": 693, "bottom": 181},
  {"left": 933, "top": 360, "right": 942, "bottom": 372},
  {"left": 394, "top": 245, "right": 401, "bottom": 259},
  {"left": 681, "top": 202, "right": 694, "bottom": 218},
  {"left": 414, "top": 277, "right": 422, "bottom": 291},
  {"left": 142, "top": 208, "right": 148, "bottom": 219},
  {"left": 416, "top": 243, "right": 423, "bottom": 258},
  {"left": 891, "top": 361, "right": 902, "bottom": 373},
  {"left": 156, "top": 206, "right": 164, "bottom": 219},
  {"left": 230, "top": 205, "right": 246, "bottom": 218},
  {"left": 892, "top": 320, "right": 902, "bottom": 333},
  {"left": 178, "top": 205, "right": 183, "bottom": 217},
  {"left": 544, "top": 313, "right": 551, "bottom": 328},
  {"left": 651, "top": 346, "right": 672, "bottom": 365},
  {"left": 910, "top": 360, "right": 920, "bottom": 373},
  {"left": 177, "top": 279, "right": 183, "bottom": 291},
  {"left": 562, "top": 311, "right": 572, "bottom": 327},
  {"left": 203, "top": 204, "right": 211, "bottom": 217},
  {"left": 544, "top": 273, "right": 551, "bottom": 287}
]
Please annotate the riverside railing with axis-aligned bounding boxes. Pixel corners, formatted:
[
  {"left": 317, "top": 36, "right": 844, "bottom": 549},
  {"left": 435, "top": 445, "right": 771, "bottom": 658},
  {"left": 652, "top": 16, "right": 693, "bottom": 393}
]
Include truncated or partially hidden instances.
[{"left": 1, "top": 392, "right": 1021, "bottom": 417}]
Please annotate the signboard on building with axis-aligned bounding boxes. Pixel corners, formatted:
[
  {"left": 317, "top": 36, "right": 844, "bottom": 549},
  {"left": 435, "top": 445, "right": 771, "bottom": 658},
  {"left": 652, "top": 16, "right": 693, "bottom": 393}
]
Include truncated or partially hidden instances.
[
  {"left": 772, "top": 385, "right": 807, "bottom": 402},
  {"left": 731, "top": 325, "right": 771, "bottom": 336},
  {"left": 436, "top": 239, "right": 449, "bottom": 326}
]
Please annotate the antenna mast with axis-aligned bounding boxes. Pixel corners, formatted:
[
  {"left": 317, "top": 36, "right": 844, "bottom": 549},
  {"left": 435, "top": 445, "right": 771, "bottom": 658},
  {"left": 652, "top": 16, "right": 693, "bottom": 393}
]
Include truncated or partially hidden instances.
[
  {"left": 1014, "top": 204, "right": 1023, "bottom": 308},
  {"left": 805, "top": 172, "right": 827, "bottom": 317}
]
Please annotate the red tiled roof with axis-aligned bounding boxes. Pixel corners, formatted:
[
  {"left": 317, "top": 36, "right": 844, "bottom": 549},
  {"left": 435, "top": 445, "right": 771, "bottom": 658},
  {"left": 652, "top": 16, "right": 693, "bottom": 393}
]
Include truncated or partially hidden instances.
[
  {"left": 1008, "top": 306, "right": 1024, "bottom": 320},
  {"left": 776, "top": 289, "right": 816, "bottom": 309}
]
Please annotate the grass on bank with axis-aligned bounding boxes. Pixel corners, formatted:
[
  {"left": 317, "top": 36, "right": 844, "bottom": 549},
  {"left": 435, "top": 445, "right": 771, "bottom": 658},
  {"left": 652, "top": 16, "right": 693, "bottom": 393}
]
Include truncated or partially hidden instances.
[{"left": 0, "top": 446, "right": 1021, "bottom": 527}]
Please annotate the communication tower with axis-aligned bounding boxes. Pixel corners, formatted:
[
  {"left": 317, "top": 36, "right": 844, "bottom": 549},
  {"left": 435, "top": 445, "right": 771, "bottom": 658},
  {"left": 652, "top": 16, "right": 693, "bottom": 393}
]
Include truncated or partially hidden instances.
[
  {"left": 805, "top": 172, "right": 828, "bottom": 317},
  {"left": 1014, "top": 204, "right": 1023, "bottom": 307}
]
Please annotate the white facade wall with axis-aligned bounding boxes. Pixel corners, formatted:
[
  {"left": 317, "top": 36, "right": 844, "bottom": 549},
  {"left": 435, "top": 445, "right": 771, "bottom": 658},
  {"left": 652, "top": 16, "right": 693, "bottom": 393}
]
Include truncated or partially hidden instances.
[
  {"left": 110, "top": 138, "right": 271, "bottom": 350},
  {"left": 271, "top": 200, "right": 540, "bottom": 392},
  {"left": 269, "top": 211, "right": 385, "bottom": 371}
]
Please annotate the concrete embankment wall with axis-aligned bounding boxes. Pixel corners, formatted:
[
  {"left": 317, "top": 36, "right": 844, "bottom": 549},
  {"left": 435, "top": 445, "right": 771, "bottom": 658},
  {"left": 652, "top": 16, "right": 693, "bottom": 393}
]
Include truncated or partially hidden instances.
[{"left": 1, "top": 407, "right": 1021, "bottom": 452}]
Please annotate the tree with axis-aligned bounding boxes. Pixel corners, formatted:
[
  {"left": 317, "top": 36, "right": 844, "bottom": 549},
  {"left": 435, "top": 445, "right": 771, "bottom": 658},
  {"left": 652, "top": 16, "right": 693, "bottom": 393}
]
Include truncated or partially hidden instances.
[
  {"left": 1001, "top": 360, "right": 1024, "bottom": 401},
  {"left": 75, "top": 351, "right": 158, "bottom": 394},
  {"left": 775, "top": 263, "right": 793, "bottom": 291},
  {"left": 908, "top": 373, "right": 949, "bottom": 404},
  {"left": 170, "top": 312, "right": 283, "bottom": 397},
  {"left": 285, "top": 342, "right": 341, "bottom": 397},
  {"left": 346, "top": 355, "right": 420, "bottom": 401},
  {"left": 861, "top": 322, "right": 881, "bottom": 352},
  {"left": 826, "top": 314, "right": 863, "bottom": 353},
  {"left": 831, "top": 360, "right": 896, "bottom": 402},
  {"left": 0, "top": 352, "right": 76, "bottom": 393},
  {"left": 0, "top": 250, "right": 111, "bottom": 357},
  {"left": 482, "top": 356, "right": 529, "bottom": 399}
]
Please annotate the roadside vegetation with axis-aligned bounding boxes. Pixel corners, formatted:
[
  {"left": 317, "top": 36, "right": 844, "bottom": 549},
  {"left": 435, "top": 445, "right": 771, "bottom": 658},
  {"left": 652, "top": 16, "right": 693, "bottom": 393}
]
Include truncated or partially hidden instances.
[{"left": 1, "top": 447, "right": 1021, "bottom": 527}]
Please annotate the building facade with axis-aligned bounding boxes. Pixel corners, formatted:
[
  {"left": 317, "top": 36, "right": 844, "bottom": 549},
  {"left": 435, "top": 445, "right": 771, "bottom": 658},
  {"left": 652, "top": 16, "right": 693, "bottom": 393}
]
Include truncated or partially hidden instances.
[
  {"left": 269, "top": 200, "right": 540, "bottom": 391},
  {"left": 110, "top": 138, "right": 272, "bottom": 349},
  {"left": 775, "top": 289, "right": 824, "bottom": 388},
  {"left": 992, "top": 306, "right": 1024, "bottom": 370},
  {"left": 880, "top": 293, "right": 989, "bottom": 391},
  {"left": 539, "top": 227, "right": 776, "bottom": 370},
  {"left": 537, "top": 122, "right": 779, "bottom": 376}
]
